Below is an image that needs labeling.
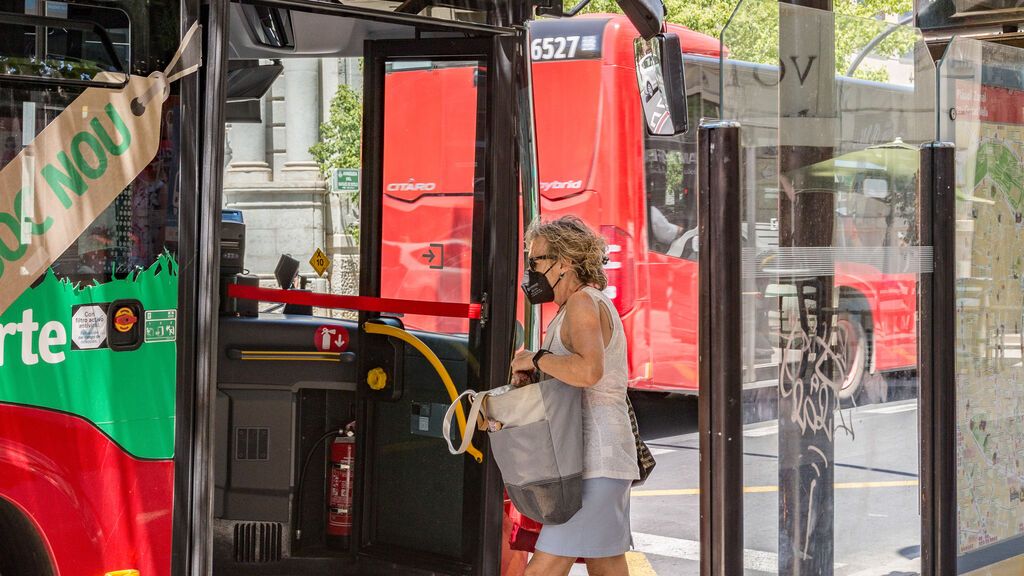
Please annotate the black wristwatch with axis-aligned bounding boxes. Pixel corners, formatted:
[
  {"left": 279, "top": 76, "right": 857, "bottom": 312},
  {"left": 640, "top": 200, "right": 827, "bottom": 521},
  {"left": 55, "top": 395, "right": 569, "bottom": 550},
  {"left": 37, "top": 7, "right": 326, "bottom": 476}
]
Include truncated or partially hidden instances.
[{"left": 532, "top": 349, "right": 551, "bottom": 372}]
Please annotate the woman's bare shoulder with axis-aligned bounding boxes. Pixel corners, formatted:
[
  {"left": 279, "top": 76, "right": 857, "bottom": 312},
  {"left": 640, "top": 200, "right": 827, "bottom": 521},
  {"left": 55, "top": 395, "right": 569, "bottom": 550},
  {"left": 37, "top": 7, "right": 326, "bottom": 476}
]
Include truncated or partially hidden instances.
[{"left": 565, "top": 288, "right": 600, "bottom": 314}]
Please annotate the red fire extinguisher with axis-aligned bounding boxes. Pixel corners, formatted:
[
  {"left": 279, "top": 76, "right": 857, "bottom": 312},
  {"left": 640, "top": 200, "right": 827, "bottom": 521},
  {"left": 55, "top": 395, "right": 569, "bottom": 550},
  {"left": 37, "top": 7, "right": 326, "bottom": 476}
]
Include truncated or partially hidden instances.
[{"left": 327, "top": 433, "right": 355, "bottom": 548}]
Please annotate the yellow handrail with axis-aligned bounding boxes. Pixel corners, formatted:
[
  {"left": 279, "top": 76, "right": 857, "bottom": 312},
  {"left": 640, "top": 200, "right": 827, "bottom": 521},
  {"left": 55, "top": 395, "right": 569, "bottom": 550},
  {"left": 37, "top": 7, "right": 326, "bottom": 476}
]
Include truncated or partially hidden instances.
[{"left": 362, "top": 322, "right": 483, "bottom": 463}]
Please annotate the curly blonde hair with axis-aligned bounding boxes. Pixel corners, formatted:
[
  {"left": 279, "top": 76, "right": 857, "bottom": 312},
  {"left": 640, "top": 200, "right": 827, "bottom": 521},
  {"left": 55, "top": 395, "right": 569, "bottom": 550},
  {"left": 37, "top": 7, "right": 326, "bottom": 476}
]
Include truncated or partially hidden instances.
[{"left": 525, "top": 216, "right": 608, "bottom": 290}]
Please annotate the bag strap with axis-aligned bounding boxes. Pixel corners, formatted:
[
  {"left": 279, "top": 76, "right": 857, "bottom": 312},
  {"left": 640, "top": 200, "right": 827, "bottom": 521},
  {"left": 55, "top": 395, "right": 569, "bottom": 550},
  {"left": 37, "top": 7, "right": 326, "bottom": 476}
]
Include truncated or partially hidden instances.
[
  {"left": 442, "top": 383, "right": 521, "bottom": 455},
  {"left": 443, "top": 389, "right": 487, "bottom": 455}
]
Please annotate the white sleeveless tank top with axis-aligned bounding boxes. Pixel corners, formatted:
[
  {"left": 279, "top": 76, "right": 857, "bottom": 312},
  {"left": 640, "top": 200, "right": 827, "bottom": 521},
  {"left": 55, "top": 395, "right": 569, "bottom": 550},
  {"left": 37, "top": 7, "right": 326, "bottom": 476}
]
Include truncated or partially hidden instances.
[{"left": 544, "top": 286, "right": 639, "bottom": 481}]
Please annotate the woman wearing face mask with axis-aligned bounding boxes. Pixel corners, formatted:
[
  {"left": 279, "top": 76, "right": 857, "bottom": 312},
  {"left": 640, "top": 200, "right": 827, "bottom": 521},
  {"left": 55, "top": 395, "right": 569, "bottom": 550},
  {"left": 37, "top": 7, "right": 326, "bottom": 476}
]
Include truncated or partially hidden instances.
[{"left": 511, "top": 215, "right": 639, "bottom": 576}]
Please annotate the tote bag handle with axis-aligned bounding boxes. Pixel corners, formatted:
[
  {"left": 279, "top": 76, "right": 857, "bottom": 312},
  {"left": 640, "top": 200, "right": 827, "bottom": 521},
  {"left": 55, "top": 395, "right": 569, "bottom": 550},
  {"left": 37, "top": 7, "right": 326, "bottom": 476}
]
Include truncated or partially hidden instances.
[{"left": 443, "top": 383, "right": 518, "bottom": 455}]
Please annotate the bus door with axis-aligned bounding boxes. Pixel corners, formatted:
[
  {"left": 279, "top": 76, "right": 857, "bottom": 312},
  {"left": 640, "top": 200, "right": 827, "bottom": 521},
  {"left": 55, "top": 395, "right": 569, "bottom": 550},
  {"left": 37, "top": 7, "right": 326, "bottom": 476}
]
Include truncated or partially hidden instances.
[
  {"left": 211, "top": 7, "right": 522, "bottom": 574},
  {"left": 355, "top": 36, "right": 521, "bottom": 575}
]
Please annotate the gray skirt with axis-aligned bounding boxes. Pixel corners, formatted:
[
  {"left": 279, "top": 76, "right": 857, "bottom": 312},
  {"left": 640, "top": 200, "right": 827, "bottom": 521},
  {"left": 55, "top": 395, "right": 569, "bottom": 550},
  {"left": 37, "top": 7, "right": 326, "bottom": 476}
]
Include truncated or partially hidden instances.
[{"left": 534, "top": 477, "right": 633, "bottom": 558}]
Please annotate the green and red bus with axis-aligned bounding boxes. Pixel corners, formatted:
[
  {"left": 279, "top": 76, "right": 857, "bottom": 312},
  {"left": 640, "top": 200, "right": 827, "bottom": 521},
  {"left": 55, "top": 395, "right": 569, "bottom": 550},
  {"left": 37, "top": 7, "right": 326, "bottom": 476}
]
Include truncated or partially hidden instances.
[{"left": 0, "top": 0, "right": 683, "bottom": 573}]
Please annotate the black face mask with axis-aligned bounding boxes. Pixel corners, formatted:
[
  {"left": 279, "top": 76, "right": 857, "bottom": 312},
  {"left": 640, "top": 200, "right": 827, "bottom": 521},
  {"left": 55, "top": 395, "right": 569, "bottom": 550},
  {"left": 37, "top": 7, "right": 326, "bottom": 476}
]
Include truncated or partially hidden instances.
[{"left": 520, "top": 262, "right": 562, "bottom": 305}]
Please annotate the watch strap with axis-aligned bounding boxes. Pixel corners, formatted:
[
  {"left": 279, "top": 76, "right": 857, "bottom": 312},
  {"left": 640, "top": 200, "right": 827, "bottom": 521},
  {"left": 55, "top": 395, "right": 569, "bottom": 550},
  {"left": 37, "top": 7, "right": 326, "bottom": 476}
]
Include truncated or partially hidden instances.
[{"left": 532, "top": 348, "right": 550, "bottom": 372}]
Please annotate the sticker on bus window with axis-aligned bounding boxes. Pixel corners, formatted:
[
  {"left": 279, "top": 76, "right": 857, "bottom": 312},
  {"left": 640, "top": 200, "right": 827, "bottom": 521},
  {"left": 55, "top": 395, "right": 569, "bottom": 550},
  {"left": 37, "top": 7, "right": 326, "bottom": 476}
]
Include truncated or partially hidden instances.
[
  {"left": 71, "top": 304, "right": 109, "bottom": 350},
  {"left": 0, "top": 253, "right": 179, "bottom": 460},
  {"left": 0, "top": 23, "right": 201, "bottom": 316},
  {"left": 145, "top": 309, "right": 177, "bottom": 343}
]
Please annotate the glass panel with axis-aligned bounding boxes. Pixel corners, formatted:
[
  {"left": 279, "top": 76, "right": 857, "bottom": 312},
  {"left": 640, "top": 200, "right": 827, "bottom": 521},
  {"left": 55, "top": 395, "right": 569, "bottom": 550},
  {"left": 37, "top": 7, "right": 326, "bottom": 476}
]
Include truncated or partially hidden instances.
[
  {"left": 939, "top": 36, "right": 1024, "bottom": 575},
  {"left": 330, "top": 0, "right": 499, "bottom": 25},
  {"left": 379, "top": 59, "right": 484, "bottom": 335},
  {"left": 371, "top": 56, "right": 486, "bottom": 557},
  {"left": 214, "top": 51, "right": 369, "bottom": 571},
  {"left": 0, "top": 1, "right": 131, "bottom": 83},
  {"left": 0, "top": 2, "right": 181, "bottom": 574},
  {"left": 222, "top": 57, "right": 363, "bottom": 320},
  {"left": 722, "top": 1, "right": 935, "bottom": 573},
  {"left": 623, "top": 52, "right": 724, "bottom": 576},
  {"left": 917, "top": 0, "right": 1024, "bottom": 34},
  {"left": 0, "top": 3, "right": 180, "bottom": 456}
]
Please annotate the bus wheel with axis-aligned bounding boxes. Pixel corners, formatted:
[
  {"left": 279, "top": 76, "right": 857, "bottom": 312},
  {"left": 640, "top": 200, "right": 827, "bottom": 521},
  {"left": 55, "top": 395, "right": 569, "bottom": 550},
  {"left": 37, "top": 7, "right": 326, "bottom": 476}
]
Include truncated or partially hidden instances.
[
  {"left": 0, "top": 499, "right": 53, "bottom": 576},
  {"left": 835, "top": 313, "right": 867, "bottom": 403}
]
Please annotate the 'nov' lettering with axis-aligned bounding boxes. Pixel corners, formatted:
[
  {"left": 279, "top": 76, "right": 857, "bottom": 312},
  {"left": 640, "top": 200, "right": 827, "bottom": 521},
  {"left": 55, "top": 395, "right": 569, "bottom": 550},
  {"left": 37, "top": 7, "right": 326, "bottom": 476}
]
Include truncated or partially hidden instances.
[
  {"left": 42, "top": 103, "right": 133, "bottom": 209},
  {"left": 0, "top": 102, "right": 132, "bottom": 280}
]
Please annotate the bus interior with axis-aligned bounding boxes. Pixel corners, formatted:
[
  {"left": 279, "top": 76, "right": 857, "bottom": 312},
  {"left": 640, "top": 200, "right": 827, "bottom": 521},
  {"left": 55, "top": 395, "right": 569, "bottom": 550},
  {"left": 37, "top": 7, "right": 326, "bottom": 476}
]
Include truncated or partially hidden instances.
[{"left": 211, "top": 2, "right": 521, "bottom": 575}]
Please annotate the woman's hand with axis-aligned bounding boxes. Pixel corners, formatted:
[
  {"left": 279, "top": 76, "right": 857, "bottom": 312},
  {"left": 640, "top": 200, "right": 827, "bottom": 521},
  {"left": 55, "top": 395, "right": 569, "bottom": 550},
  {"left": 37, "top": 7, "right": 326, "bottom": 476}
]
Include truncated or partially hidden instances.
[
  {"left": 511, "top": 349, "right": 536, "bottom": 376},
  {"left": 510, "top": 371, "right": 532, "bottom": 387},
  {"left": 477, "top": 414, "right": 503, "bottom": 432}
]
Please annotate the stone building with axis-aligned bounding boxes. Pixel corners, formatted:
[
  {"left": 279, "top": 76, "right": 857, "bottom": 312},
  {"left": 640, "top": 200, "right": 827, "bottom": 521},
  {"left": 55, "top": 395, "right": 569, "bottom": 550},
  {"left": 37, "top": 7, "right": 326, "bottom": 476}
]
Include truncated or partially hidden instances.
[{"left": 222, "top": 57, "right": 362, "bottom": 298}]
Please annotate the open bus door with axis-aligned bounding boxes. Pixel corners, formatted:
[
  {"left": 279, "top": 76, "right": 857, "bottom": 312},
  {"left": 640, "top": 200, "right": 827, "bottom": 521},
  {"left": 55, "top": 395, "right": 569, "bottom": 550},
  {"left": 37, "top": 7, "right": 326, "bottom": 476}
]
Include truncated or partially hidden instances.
[
  {"left": 354, "top": 35, "right": 522, "bottom": 574},
  {"left": 209, "top": 3, "right": 522, "bottom": 575}
]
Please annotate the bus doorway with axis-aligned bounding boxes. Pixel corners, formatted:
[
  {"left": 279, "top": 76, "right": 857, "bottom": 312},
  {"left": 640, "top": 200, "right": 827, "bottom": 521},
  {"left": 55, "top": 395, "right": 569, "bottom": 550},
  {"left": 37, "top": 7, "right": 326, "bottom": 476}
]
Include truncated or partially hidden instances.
[{"left": 207, "top": 2, "right": 521, "bottom": 575}]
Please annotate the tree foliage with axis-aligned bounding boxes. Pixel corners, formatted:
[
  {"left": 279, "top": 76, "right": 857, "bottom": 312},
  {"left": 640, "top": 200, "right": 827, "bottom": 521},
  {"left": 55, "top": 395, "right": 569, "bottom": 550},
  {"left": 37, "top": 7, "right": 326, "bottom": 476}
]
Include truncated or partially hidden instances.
[
  {"left": 571, "top": 0, "right": 916, "bottom": 79},
  {"left": 310, "top": 83, "right": 363, "bottom": 240},
  {"left": 309, "top": 83, "right": 363, "bottom": 185}
]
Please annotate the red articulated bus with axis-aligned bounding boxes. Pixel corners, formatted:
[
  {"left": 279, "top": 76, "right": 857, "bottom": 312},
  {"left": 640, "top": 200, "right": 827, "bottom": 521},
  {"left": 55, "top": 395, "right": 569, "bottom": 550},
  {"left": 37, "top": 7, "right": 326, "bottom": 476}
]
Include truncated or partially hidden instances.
[{"left": 381, "top": 14, "right": 918, "bottom": 400}]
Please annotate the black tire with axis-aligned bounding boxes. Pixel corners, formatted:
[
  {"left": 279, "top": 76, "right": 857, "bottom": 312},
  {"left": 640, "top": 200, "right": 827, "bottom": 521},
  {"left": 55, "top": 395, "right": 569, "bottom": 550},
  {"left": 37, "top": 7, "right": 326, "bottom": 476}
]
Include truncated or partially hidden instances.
[{"left": 0, "top": 498, "right": 53, "bottom": 576}]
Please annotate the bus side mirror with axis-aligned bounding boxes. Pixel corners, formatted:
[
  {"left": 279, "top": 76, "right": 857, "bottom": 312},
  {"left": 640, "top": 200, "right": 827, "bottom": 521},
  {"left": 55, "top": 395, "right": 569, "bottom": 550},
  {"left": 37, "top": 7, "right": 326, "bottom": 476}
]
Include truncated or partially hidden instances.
[
  {"left": 615, "top": 0, "right": 666, "bottom": 39},
  {"left": 634, "top": 33, "right": 688, "bottom": 136}
]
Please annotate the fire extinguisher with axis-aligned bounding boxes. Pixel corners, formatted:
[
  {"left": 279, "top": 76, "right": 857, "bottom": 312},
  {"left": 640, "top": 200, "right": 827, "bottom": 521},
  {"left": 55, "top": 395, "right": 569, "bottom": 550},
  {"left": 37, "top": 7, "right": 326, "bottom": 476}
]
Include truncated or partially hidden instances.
[{"left": 327, "top": 432, "right": 355, "bottom": 548}]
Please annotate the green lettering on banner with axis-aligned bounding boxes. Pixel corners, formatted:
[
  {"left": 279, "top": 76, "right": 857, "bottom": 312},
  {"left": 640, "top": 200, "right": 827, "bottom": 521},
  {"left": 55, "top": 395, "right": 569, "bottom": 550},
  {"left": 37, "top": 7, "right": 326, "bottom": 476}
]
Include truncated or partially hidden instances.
[
  {"left": 0, "top": 253, "right": 178, "bottom": 459},
  {"left": 90, "top": 104, "right": 132, "bottom": 156},
  {"left": 0, "top": 203, "right": 28, "bottom": 264},
  {"left": 42, "top": 152, "right": 88, "bottom": 209},
  {"left": 70, "top": 131, "right": 107, "bottom": 179},
  {"left": 0, "top": 191, "right": 54, "bottom": 280}
]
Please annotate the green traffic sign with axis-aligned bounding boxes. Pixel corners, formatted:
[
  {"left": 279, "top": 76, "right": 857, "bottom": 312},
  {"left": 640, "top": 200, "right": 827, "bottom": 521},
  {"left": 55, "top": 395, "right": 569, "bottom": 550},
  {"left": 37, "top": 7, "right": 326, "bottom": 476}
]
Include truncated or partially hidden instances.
[{"left": 334, "top": 168, "right": 360, "bottom": 192}]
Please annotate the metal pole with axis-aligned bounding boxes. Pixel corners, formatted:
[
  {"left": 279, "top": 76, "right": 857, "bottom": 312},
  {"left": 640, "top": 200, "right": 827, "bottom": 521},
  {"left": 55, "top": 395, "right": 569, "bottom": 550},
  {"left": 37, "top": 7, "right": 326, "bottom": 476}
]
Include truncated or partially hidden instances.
[
  {"left": 698, "top": 121, "right": 744, "bottom": 576},
  {"left": 918, "top": 141, "right": 956, "bottom": 576},
  {"left": 776, "top": 0, "right": 836, "bottom": 573}
]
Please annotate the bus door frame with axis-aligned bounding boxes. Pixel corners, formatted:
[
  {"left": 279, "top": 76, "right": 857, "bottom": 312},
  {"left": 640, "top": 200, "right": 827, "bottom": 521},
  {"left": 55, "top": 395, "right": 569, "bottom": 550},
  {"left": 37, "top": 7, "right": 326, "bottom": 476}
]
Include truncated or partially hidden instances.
[
  {"left": 357, "top": 35, "right": 523, "bottom": 575},
  {"left": 182, "top": 1, "right": 526, "bottom": 573}
]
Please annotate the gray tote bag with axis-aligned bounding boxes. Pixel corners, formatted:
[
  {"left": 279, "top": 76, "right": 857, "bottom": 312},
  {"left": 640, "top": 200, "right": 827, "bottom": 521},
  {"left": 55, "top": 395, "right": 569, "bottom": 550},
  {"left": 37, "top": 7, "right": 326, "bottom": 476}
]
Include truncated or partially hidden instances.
[{"left": 444, "top": 378, "right": 583, "bottom": 525}]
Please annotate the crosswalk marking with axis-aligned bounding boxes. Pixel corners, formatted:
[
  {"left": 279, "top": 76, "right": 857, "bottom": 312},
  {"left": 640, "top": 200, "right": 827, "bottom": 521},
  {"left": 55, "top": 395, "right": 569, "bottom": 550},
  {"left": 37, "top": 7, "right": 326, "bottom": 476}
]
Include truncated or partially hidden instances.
[{"left": 632, "top": 531, "right": 779, "bottom": 572}]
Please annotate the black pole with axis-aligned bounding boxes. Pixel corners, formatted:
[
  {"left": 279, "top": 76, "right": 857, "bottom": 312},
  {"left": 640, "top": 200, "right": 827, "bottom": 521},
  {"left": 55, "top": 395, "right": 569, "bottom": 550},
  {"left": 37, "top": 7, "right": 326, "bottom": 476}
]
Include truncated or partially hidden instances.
[
  {"left": 776, "top": 1, "right": 836, "bottom": 573},
  {"left": 918, "top": 142, "right": 956, "bottom": 576},
  {"left": 698, "top": 121, "right": 744, "bottom": 576}
]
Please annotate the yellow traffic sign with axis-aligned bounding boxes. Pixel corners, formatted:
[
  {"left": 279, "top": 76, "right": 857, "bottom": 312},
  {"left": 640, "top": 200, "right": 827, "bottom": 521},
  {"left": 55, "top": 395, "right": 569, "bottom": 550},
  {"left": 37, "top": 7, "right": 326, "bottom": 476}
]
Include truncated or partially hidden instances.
[{"left": 309, "top": 248, "right": 330, "bottom": 278}]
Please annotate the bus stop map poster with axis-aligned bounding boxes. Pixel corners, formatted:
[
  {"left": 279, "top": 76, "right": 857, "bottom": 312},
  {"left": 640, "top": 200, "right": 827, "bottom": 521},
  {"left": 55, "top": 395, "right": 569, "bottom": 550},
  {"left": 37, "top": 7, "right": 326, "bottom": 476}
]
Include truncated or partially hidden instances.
[{"left": 954, "top": 76, "right": 1024, "bottom": 575}]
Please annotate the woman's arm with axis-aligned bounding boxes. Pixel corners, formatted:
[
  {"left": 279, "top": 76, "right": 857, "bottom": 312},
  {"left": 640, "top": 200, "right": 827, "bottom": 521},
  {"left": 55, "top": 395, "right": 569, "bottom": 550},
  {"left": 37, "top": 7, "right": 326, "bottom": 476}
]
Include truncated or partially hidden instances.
[{"left": 511, "top": 291, "right": 606, "bottom": 388}]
